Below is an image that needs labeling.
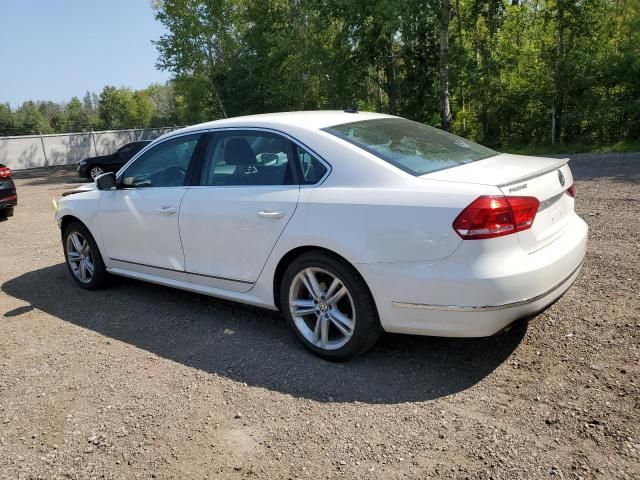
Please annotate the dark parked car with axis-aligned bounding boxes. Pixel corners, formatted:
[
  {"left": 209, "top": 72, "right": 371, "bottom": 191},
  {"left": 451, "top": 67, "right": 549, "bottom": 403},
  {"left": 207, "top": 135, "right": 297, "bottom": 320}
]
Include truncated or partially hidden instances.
[
  {"left": 0, "top": 164, "right": 17, "bottom": 220},
  {"left": 78, "top": 140, "right": 151, "bottom": 180}
]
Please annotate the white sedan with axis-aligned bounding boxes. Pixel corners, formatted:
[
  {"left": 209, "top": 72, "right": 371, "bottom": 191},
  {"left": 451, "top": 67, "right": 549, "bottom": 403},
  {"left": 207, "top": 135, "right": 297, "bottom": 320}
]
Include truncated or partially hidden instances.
[{"left": 54, "top": 111, "right": 587, "bottom": 360}]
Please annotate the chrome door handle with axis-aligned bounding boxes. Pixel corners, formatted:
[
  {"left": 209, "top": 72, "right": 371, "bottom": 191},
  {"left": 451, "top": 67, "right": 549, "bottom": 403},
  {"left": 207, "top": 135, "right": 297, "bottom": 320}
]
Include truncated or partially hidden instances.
[
  {"left": 158, "top": 206, "right": 177, "bottom": 215},
  {"left": 258, "top": 209, "right": 285, "bottom": 219}
]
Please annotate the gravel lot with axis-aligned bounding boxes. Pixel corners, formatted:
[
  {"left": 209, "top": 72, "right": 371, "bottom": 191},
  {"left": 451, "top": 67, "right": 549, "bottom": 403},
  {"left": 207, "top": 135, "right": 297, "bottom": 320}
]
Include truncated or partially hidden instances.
[{"left": 0, "top": 153, "right": 638, "bottom": 479}]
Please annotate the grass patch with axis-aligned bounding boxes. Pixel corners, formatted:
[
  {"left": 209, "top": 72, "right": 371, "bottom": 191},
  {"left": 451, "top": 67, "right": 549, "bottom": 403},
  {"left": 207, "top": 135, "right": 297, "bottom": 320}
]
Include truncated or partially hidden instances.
[{"left": 502, "top": 141, "right": 640, "bottom": 156}]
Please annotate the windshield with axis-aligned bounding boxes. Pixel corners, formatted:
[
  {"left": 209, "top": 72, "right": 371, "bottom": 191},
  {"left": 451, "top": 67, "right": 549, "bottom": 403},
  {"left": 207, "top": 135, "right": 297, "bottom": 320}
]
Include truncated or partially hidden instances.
[{"left": 324, "top": 118, "right": 497, "bottom": 176}]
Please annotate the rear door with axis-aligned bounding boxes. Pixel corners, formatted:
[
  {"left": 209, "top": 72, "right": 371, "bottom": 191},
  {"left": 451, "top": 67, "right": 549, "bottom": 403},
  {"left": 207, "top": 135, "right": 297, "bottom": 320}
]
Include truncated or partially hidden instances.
[{"left": 178, "top": 130, "right": 300, "bottom": 292}]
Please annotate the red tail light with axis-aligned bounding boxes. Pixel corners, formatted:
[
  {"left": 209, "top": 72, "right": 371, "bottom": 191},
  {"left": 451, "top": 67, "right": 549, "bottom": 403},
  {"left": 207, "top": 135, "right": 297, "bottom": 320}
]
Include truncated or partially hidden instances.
[
  {"left": 0, "top": 167, "right": 11, "bottom": 178},
  {"left": 567, "top": 184, "right": 576, "bottom": 198},
  {"left": 453, "top": 195, "right": 540, "bottom": 240}
]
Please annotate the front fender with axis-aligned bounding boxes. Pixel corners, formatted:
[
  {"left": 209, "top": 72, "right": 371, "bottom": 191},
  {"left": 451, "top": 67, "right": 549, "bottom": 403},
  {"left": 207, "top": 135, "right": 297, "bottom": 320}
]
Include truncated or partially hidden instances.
[{"left": 54, "top": 190, "right": 105, "bottom": 259}]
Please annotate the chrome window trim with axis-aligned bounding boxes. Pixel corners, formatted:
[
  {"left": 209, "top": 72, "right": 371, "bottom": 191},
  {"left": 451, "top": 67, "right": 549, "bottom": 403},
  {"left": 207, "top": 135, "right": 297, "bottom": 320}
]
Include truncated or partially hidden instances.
[{"left": 116, "top": 126, "right": 332, "bottom": 188}]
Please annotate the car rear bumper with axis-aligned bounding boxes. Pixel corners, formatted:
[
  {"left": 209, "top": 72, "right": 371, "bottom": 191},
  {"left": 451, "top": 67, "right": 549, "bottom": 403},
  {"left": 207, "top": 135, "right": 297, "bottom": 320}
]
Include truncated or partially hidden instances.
[{"left": 358, "top": 213, "right": 588, "bottom": 337}]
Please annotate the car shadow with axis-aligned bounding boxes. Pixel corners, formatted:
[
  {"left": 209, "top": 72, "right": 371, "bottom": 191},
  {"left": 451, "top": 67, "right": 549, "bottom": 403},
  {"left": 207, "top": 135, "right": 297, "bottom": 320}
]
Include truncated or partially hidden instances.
[{"left": 2, "top": 264, "right": 526, "bottom": 404}]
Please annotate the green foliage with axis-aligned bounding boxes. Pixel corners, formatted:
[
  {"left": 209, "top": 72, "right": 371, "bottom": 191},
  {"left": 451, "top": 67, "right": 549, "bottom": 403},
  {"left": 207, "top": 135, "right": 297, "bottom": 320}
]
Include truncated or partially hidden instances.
[
  {"left": 0, "top": 85, "right": 179, "bottom": 136},
  {"left": 2, "top": 0, "right": 638, "bottom": 148},
  {"left": 98, "top": 86, "right": 161, "bottom": 129},
  {"left": 0, "top": 103, "right": 16, "bottom": 135},
  {"left": 14, "top": 101, "right": 52, "bottom": 135},
  {"left": 152, "top": 0, "right": 640, "bottom": 148}
]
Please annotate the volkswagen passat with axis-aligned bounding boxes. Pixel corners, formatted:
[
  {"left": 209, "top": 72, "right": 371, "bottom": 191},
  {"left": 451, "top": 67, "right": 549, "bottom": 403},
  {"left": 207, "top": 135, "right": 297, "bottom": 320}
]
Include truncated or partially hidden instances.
[{"left": 53, "top": 111, "right": 587, "bottom": 360}]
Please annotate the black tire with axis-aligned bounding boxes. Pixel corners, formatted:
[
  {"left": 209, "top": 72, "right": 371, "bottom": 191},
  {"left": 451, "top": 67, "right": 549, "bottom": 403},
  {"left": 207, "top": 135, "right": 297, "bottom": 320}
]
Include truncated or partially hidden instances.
[
  {"left": 280, "top": 251, "right": 383, "bottom": 361},
  {"left": 62, "top": 221, "right": 108, "bottom": 290}
]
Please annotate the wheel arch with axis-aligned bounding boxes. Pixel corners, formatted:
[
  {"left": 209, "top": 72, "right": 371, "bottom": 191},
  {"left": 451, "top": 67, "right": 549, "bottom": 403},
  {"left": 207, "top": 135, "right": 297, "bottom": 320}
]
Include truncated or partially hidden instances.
[
  {"left": 59, "top": 215, "right": 102, "bottom": 253},
  {"left": 271, "top": 245, "right": 375, "bottom": 313},
  {"left": 60, "top": 214, "right": 86, "bottom": 235}
]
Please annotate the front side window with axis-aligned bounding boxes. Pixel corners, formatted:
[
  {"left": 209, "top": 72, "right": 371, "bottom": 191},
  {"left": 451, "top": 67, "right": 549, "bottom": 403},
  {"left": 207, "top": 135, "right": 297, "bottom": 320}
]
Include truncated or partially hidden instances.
[
  {"left": 295, "top": 146, "right": 327, "bottom": 184},
  {"left": 121, "top": 134, "right": 200, "bottom": 187},
  {"left": 324, "top": 118, "right": 497, "bottom": 176},
  {"left": 200, "top": 132, "right": 293, "bottom": 186}
]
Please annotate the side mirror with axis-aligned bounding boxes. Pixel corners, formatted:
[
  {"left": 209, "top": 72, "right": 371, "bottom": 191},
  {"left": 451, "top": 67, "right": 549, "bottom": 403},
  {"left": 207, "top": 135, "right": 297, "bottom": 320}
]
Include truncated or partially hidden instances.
[{"left": 95, "top": 172, "right": 117, "bottom": 190}]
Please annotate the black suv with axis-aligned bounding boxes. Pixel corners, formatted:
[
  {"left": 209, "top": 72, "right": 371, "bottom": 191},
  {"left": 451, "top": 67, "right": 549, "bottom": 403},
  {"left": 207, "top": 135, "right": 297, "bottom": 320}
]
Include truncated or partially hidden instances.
[
  {"left": 0, "top": 164, "right": 17, "bottom": 220},
  {"left": 78, "top": 140, "right": 151, "bottom": 180}
]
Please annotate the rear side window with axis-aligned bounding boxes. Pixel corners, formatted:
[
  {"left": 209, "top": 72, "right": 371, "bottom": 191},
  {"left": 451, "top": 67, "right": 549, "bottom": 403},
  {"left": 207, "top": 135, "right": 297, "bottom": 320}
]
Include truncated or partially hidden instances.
[
  {"left": 295, "top": 146, "right": 327, "bottom": 184},
  {"left": 324, "top": 118, "right": 497, "bottom": 176},
  {"left": 199, "top": 132, "right": 294, "bottom": 186}
]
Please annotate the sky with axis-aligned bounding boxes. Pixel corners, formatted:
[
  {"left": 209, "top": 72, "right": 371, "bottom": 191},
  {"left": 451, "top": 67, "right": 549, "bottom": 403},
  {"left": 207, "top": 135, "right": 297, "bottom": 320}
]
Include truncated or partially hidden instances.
[{"left": 0, "top": 0, "right": 171, "bottom": 107}]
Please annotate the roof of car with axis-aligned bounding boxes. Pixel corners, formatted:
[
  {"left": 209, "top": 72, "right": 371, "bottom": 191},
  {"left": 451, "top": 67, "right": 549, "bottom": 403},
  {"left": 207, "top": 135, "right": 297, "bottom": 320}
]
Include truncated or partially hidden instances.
[{"left": 177, "top": 110, "right": 396, "bottom": 135}]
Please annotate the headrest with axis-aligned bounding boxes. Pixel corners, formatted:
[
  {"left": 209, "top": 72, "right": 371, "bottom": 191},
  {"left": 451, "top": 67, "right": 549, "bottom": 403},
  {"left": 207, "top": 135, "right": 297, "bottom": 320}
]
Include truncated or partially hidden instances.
[{"left": 225, "top": 138, "right": 255, "bottom": 166}]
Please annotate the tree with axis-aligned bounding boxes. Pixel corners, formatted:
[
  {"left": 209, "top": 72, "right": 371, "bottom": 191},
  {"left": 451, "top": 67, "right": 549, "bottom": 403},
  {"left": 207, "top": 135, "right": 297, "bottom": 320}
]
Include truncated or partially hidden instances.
[
  {"left": 146, "top": 83, "right": 180, "bottom": 126},
  {"left": 0, "top": 103, "right": 16, "bottom": 136},
  {"left": 98, "top": 86, "right": 149, "bottom": 129},
  {"left": 439, "top": 0, "right": 453, "bottom": 131},
  {"left": 153, "top": 0, "right": 239, "bottom": 119},
  {"left": 14, "top": 101, "right": 50, "bottom": 134},
  {"left": 3, "top": 0, "right": 638, "bottom": 146},
  {"left": 66, "top": 97, "right": 87, "bottom": 132}
]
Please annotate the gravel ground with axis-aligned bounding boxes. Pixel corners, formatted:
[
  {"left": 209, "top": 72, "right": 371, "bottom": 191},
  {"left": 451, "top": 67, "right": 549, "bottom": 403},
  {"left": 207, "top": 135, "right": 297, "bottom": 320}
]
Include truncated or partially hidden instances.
[{"left": 0, "top": 153, "right": 638, "bottom": 479}]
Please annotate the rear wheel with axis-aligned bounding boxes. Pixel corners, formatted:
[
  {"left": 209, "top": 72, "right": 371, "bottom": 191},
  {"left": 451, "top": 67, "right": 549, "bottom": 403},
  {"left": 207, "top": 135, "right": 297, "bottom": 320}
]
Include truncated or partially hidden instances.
[
  {"left": 63, "top": 221, "right": 107, "bottom": 289},
  {"left": 280, "top": 252, "right": 382, "bottom": 361},
  {"left": 89, "top": 166, "right": 105, "bottom": 180},
  {"left": 0, "top": 207, "right": 13, "bottom": 219}
]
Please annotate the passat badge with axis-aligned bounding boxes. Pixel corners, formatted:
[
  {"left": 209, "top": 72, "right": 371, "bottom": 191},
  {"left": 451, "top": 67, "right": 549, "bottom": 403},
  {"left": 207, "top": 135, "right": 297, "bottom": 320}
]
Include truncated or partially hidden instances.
[
  {"left": 558, "top": 170, "right": 566, "bottom": 187},
  {"left": 509, "top": 183, "right": 527, "bottom": 193}
]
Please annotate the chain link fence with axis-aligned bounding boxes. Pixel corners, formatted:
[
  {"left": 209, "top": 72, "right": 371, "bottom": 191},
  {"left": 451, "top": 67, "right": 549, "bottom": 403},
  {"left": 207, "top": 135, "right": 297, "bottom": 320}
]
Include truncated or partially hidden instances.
[{"left": 0, "top": 126, "right": 183, "bottom": 171}]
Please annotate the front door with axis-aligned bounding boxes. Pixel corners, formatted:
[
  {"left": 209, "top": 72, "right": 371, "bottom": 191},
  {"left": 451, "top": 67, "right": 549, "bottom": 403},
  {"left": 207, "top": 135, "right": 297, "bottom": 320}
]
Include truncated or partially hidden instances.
[
  {"left": 179, "top": 130, "right": 300, "bottom": 292},
  {"left": 98, "top": 133, "right": 203, "bottom": 281}
]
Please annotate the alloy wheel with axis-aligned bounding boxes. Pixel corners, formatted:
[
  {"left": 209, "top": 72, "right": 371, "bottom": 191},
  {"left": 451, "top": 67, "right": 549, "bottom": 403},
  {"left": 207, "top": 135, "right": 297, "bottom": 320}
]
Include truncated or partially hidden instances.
[
  {"left": 66, "top": 231, "right": 95, "bottom": 284},
  {"left": 288, "top": 267, "right": 356, "bottom": 350},
  {"left": 90, "top": 166, "right": 104, "bottom": 179}
]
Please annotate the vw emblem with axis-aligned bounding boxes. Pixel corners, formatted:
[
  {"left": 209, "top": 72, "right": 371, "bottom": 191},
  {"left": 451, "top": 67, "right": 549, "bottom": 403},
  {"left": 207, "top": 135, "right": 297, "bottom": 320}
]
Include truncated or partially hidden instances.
[{"left": 558, "top": 170, "right": 565, "bottom": 187}]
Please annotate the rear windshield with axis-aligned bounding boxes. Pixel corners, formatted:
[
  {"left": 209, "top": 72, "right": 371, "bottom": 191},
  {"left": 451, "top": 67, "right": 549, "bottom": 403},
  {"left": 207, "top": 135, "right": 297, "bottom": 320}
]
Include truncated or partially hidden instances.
[{"left": 324, "top": 118, "right": 497, "bottom": 176}]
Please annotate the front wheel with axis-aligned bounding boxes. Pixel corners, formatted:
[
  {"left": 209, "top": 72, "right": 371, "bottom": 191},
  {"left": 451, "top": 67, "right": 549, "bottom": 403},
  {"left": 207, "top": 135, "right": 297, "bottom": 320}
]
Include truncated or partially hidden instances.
[
  {"left": 280, "top": 252, "right": 382, "bottom": 361},
  {"left": 63, "top": 221, "right": 108, "bottom": 290}
]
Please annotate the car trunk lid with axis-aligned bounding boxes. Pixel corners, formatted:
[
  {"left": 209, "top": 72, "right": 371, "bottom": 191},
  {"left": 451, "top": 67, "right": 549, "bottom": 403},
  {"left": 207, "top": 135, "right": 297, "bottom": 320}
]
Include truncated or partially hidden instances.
[{"left": 423, "top": 153, "right": 575, "bottom": 252}]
